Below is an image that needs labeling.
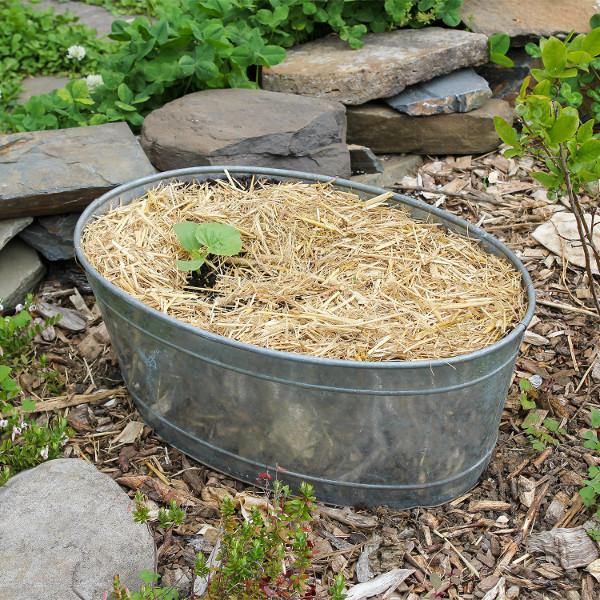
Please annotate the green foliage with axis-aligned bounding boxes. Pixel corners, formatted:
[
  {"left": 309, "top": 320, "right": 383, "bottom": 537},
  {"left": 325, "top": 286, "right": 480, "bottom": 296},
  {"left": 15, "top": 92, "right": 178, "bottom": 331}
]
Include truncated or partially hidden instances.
[
  {"left": 580, "top": 466, "right": 600, "bottom": 519},
  {"left": 587, "top": 528, "right": 600, "bottom": 542},
  {"left": 174, "top": 221, "right": 242, "bottom": 272},
  {"left": 520, "top": 411, "right": 565, "bottom": 452},
  {"left": 111, "top": 571, "right": 179, "bottom": 599},
  {"left": 198, "top": 480, "right": 346, "bottom": 599},
  {"left": 524, "top": 27, "right": 600, "bottom": 123},
  {"left": 133, "top": 490, "right": 151, "bottom": 523},
  {"left": 1, "top": 0, "right": 465, "bottom": 132},
  {"left": 488, "top": 33, "right": 514, "bottom": 68},
  {"left": 0, "top": 0, "right": 114, "bottom": 107},
  {"left": 0, "top": 299, "right": 71, "bottom": 485},
  {"left": 158, "top": 500, "right": 186, "bottom": 528},
  {"left": 518, "top": 378, "right": 536, "bottom": 410},
  {"left": 79, "top": 0, "right": 156, "bottom": 16}
]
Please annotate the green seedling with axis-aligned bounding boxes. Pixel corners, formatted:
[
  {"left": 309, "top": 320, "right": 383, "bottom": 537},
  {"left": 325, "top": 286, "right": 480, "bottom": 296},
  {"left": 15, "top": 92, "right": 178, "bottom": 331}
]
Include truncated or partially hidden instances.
[{"left": 173, "top": 221, "right": 242, "bottom": 272}]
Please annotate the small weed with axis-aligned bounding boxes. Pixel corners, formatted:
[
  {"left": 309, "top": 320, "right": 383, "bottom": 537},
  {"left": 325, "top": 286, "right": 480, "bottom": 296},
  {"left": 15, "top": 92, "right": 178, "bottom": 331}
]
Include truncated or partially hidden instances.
[
  {"left": 110, "top": 571, "right": 178, "bottom": 599},
  {"left": 587, "top": 529, "right": 600, "bottom": 542},
  {"left": 158, "top": 500, "right": 185, "bottom": 528},
  {"left": 196, "top": 479, "right": 346, "bottom": 599},
  {"left": 133, "top": 490, "right": 151, "bottom": 523},
  {"left": 517, "top": 379, "right": 565, "bottom": 452}
]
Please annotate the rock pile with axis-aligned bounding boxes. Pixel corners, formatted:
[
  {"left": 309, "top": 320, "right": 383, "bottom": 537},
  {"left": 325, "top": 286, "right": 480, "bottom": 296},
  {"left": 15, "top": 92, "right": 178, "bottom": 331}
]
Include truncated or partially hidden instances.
[{"left": 263, "top": 26, "right": 513, "bottom": 157}]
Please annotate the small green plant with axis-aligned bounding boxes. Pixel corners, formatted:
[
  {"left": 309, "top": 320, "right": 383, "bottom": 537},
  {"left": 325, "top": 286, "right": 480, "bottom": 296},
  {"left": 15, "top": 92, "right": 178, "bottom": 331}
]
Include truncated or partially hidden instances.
[
  {"left": 580, "top": 407, "right": 600, "bottom": 518},
  {"left": 196, "top": 479, "right": 346, "bottom": 599},
  {"left": 587, "top": 528, "right": 600, "bottom": 542},
  {"left": 111, "top": 571, "right": 179, "bottom": 600},
  {"left": 494, "top": 24, "right": 600, "bottom": 314},
  {"left": 158, "top": 500, "right": 186, "bottom": 528},
  {"left": 174, "top": 221, "right": 242, "bottom": 272},
  {"left": 133, "top": 490, "right": 151, "bottom": 523},
  {"left": 518, "top": 378, "right": 536, "bottom": 410},
  {"left": 489, "top": 32, "right": 514, "bottom": 68}
]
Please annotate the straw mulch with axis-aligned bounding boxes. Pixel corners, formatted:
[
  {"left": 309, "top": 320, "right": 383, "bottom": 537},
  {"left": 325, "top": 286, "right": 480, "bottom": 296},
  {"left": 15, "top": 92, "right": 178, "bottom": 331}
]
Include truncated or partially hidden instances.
[{"left": 81, "top": 178, "right": 527, "bottom": 361}]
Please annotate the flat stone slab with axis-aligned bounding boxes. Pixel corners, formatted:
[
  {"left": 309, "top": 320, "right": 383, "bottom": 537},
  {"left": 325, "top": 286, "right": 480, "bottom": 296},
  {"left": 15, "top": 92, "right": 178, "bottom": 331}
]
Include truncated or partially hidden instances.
[
  {"left": 461, "top": 0, "right": 596, "bottom": 40},
  {"left": 0, "top": 459, "right": 155, "bottom": 599},
  {"left": 19, "top": 213, "right": 79, "bottom": 260},
  {"left": 19, "top": 76, "right": 70, "bottom": 103},
  {"left": 0, "top": 239, "right": 45, "bottom": 310},
  {"left": 385, "top": 69, "right": 492, "bottom": 116},
  {"left": 262, "top": 28, "right": 488, "bottom": 105},
  {"left": 0, "top": 122, "right": 155, "bottom": 219},
  {"left": 0, "top": 217, "right": 32, "bottom": 251},
  {"left": 141, "top": 88, "right": 351, "bottom": 177},
  {"left": 347, "top": 98, "right": 513, "bottom": 155}
]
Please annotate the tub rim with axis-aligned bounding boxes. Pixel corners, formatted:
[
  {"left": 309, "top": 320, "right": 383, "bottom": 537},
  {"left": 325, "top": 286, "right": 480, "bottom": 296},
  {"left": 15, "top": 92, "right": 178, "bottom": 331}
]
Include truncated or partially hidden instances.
[{"left": 74, "top": 165, "right": 536, "bottom": 370}]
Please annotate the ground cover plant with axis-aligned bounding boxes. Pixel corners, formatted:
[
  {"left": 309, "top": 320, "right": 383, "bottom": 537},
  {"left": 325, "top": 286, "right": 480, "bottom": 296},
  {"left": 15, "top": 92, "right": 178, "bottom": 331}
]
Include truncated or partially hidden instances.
[
  {"left": 0, "top": 298, "right": 70, "bottom": 485},
  {"left": 0, "top": 0, "right": 464, "bottom": 132},
  {"left": 0, "top": 0, "right": 114, "bottom": 107}
]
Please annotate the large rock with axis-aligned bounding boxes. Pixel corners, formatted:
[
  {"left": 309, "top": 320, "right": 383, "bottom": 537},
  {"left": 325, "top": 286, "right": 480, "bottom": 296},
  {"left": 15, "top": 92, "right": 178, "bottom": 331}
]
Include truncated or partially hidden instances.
[
  {"left": 141, "top": 89, "right": 351, "bottom": 176},
  {"left": 385, "top": 69, "right": 492, "bottom": 116},
  {"left": 0, "top": 217, "right": 32, "bottom": 251},
  {"left": 262, "top": 28, "right": 488, "bottom": 105},
  {"left": 19, "top": 213, "right": 79, "bottom": 261},
  {"left": 461, "top": 0, "right": 596, "bottom": 40},
  {"left": 0, "top": 239, "right": 45, "bottom": 310},
  {"left": 0, "top": 459, "right": 155, "bottom": 599},
  {"left": 0, "top": 122, "right": 155, "bottom": 219},
  {"left": 347, "top": 99, "right": 513, "bottom": 155}
]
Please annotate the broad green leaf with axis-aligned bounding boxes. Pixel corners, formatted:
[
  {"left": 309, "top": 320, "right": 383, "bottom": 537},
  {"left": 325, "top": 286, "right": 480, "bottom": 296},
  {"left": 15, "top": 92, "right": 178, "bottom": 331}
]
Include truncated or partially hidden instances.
[
  {"left": 56, "top": 87, "right": 73, "bottom": 104},
  {"left": 114, "top": 101, "right": 137, "bottom": 112},
  {"left": 195, "top": 223, "right": 242, "bottom": 256},
  {"left": 258, "top": 44, "right": 286, "bottom": 66},
  {"left": 591, "top": 407, "right": 600, "bottom": 428},
  {"left": 567, "top": 50, "right": 593, "bottom": 66},
  {"left": 583, "top": 27, "right": 600, "bottom": 55},
  {"left": 195, "top": 60, "right": 219, "bottom": 80},
  {"left": 493, "top": 116, "right": 519, "bottom": 147},
  {"left": 525, "top": 42, "right": 542, "bottom": 58},
  {"left": 548, "top": 107, "right": 579, "bottom": 144},
  {"left": 117, "top": 83, "right": 134, "bottom": 104},
  {"left": 490, "top": 52, "right": 514, "bottom": 68},
  {"left": 21, "top": 398, "right": 36, "bottom": 412},
  {"left": 174, "top": 221, "right": 200, "bottom": 253},
  {"left": 531, "top": 171, "right": 560, "bottom": 188},
  {"left": 489, "top": 32, "right": 510, "bottom": 55},
  {"left": 591, "top": 14, "right": 600, "bottom": 30},
  {"left": 579, "top": 139, "right": 600, "bottom": 162},
  {"left": 580, "top": 485, "right": 597, "bottom": 507},
  {"left": 577, "top": 118, "right": 595, "bottom": 142},
  {"left": 541, "top": 37, "right": 567, "bottom": 74},
  {"left": 543, "top": 417, "right": 560, "bottom": 432},
  {"left": 177, "top": 258, "right": 205, "bottom": 271},
  {"left": 0, "top": 365, "right": 11, "bottom": 381}
]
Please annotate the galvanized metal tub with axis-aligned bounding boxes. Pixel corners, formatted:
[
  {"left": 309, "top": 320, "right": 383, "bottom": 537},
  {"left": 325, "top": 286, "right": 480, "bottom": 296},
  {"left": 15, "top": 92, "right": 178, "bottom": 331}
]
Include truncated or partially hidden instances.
[{"left": 75, "top": 166, "right": 535, "bottom": 508}]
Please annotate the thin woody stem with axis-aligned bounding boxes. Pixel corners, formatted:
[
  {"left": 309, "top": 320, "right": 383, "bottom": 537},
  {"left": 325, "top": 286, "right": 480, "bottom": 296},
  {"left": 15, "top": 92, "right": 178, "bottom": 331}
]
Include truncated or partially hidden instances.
[{"left": 558, "top": 144, "right": 600, "bottom": 315}]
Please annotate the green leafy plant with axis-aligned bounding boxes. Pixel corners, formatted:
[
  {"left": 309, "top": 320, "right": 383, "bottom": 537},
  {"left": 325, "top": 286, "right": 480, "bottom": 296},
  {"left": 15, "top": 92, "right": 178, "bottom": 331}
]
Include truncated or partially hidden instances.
[
  {"left": 1, "top": 0, "right": 466, "bottom": 133},
  {"left": 158, "top": 500, "right": 186, "bottom": 528},
  {"left": 587, "top": 528, "right": 600, "bottom": 542},
  {"left": 196, "top": 479, "right": 346, "bottom": 599},
  {"left": 488, "top": 32, "right": 514, "bottom": 68},
  {"left": 133, "top": 490, "right": 151, "bottom": 523},
  {"left": 0, "top": 0, "right": 114, "bottom": 107},
  {"left": 518, "top": 378, "right": 536, "bottom": 410},
  {"left": 494, "top": 25, "right": 600, "bottom": 314},
  {"left": 111, "top": 571, "right": 179, "bottom": 600},
  {"left": 582, "top": 406, "right": 600, "bottom": 451},
  {"left": 580, "top": 407, "right": 600, "bottom": 518},
  {"left": 521, "top": 411, "right": 565, "bottom": 452},
  {"left": 174, "top": 221, "right": 242, "bottom": 272}
]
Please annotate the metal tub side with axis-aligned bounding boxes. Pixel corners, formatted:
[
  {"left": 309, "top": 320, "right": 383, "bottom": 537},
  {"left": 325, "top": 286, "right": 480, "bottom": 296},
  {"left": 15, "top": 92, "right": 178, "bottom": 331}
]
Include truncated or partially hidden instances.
[{"left": 75, "top": 167, "right": 535, "bottom": 508}]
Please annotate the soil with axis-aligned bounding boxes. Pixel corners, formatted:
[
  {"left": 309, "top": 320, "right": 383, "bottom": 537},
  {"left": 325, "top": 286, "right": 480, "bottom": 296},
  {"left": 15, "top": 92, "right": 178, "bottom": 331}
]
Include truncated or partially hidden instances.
[{"left": 21, "top": 150, "right": 600, "bottom": 599}]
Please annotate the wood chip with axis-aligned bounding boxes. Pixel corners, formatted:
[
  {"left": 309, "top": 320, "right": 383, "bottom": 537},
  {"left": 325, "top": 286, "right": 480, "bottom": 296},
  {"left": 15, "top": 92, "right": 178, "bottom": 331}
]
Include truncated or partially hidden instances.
[
  {"left": 528, "top": 528, "right": 600, "bottom": 569},
  {"left": 345, "top": 569, "right": 414, "bottom": 600}
]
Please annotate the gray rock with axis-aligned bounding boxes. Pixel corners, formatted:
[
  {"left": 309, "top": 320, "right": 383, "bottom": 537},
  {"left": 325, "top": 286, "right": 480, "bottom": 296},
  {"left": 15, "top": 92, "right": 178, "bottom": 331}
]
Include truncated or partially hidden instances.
[
  {"left": 461, "top": 0, "right": 596, "bottom": 41},
  {"left": 141, "top": 88, "right": 351, "bottom": 177},
  {"left": 385, "top": 69, "right": 492, "bottom": 116},
  {"left": 262, "top": 28, "right": 488, "bottom": 105},
  {"left": 0, "top": 239, "right": 45, "bottom": 310},
  {"left": 19, "top": 213, "right": 79, "bottom": 260},
  {"left": 0, "top": 217, "right": 32, "bottom": 251},
  {"left": 19, "top": 76, "right": 71, "bottom": 103},
  {"left": 349, "top": 145, "right": 383, "bottom": 174},
  {"left": 347, "top": 98, "right": 513, "bottom": 155},
  {"left": 0, "top": 459, "right": 155, "bottom": 600},
  {"left": 352, "top": 155, "right": 423, "bottom": 189},
  {"left": 0, "top": 122, "right": 155, "bottom": 219}
]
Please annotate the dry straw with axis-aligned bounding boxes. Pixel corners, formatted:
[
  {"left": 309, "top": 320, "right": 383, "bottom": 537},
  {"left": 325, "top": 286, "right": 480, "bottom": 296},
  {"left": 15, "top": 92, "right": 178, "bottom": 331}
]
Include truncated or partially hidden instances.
[{"left": 81, "top": 178, "right": 526, "bottom": 361}]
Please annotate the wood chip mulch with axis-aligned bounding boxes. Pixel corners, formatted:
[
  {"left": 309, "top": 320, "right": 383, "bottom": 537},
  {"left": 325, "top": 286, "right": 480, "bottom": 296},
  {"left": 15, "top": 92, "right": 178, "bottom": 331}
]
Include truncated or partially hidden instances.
[{"left": 22, "top": 150, "right": 600, "bottom": 599}]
